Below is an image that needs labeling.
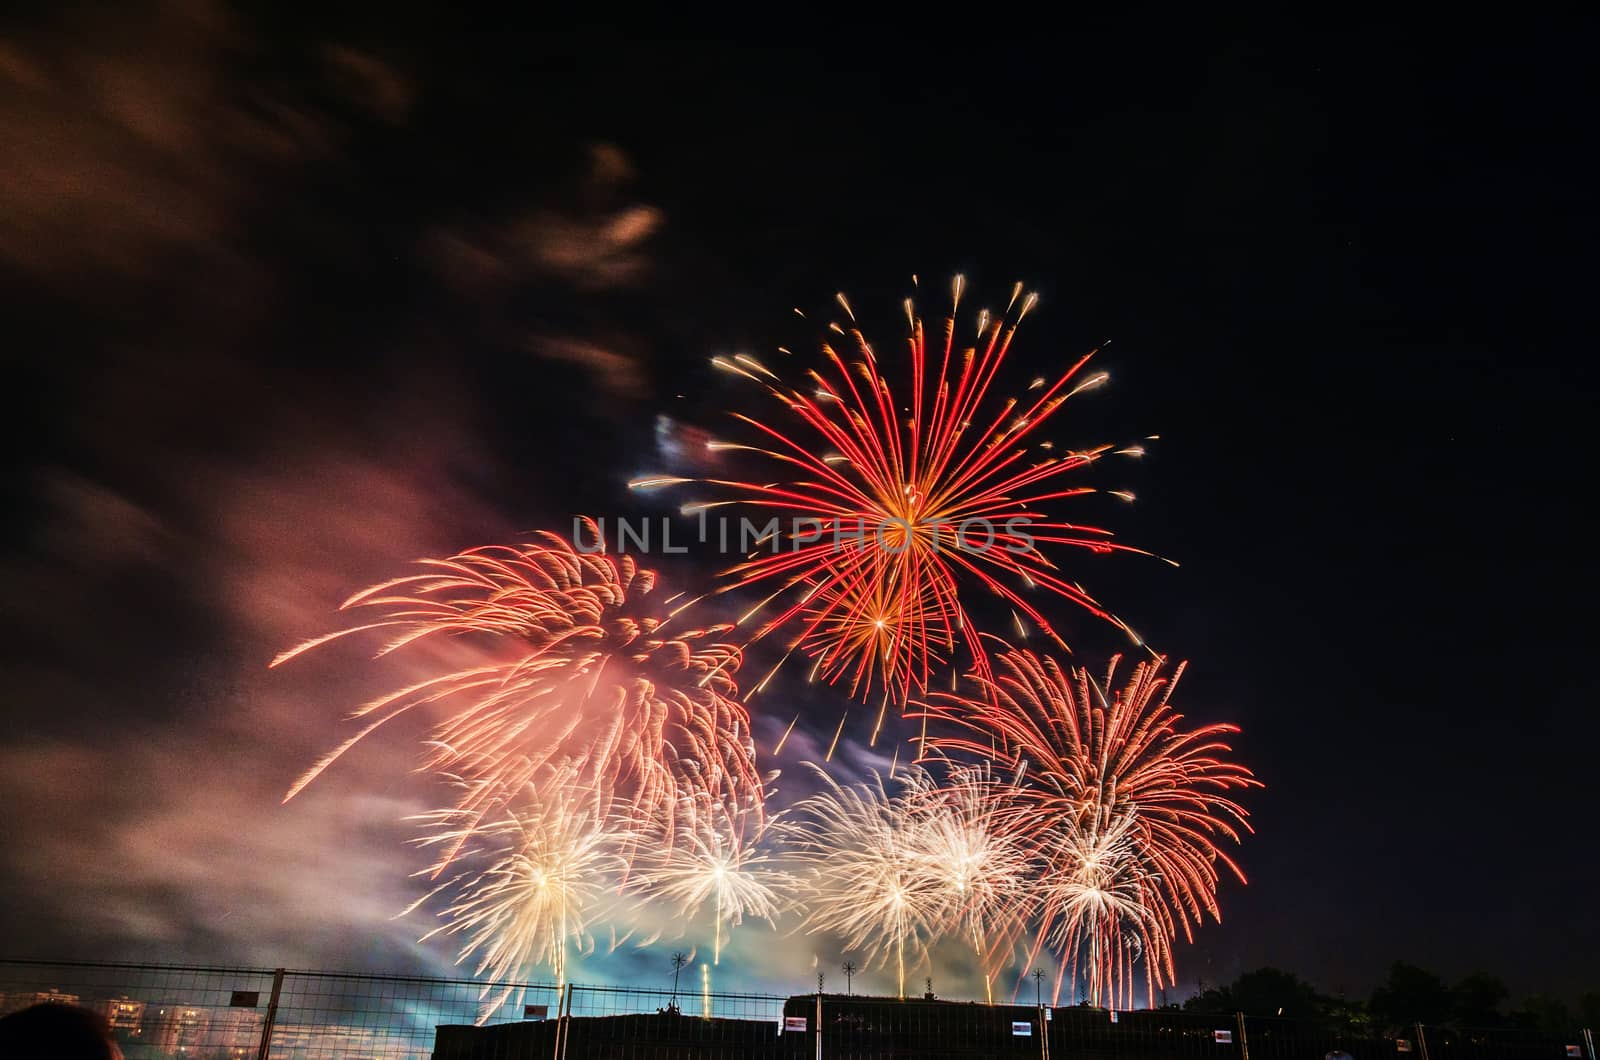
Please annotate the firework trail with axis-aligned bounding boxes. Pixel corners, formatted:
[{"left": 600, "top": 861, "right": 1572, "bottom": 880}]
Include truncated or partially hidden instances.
[
  {"left": 634, "top": 275, "right": 1163, "bottom": 713},
  {"left": 271, "top": 520, "right": 764, "bottom": 869},
  {"left": 918, "top": 649, "right": 1259, "bottom": 1007},
  {"left": 406, "top": 784, "right": 637, "bottom": 1008}
]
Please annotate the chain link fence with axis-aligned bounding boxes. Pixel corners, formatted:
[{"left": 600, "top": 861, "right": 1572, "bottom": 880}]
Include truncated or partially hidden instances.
[
  {"left": 1, "top": 959, "right": 1594, "bottom": 1060},
  {"left": 0, "top": 959, "right": 559, "bottom": 1059}
]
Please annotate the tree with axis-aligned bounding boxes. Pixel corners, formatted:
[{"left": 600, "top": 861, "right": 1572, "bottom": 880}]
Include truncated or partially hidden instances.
[
  {"left": 1451, "top": 973, "right": 1509, "bottom": 1026},
  {"left": 1369, "top": 962, "right": 1452, "bottom": 1028},
  {"left": 1183, "top": 983, "right": 1237, "bottom": 1014},
  {"left": 1512, "top": 995, "right": 1572, "bottom": 1033},
  {"left": 1320, "top": 994, "right": 1374, "bottom": 1035},
  {"left": 1230, "top": 968, "right": 1322, "bottom": 1019},
  {"left": 1183, "top": 968, "right": 1320, "bottom": 1019},
  {"left": 1580, "top": 992, "right": 1600, "bottom": 1030}
]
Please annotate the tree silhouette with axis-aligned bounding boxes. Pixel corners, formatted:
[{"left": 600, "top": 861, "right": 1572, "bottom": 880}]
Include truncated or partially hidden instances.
[
  {"left": 1370, "top": 962, "right": 1452, "bottom": 1028},
  {"left": 1451, "top": 973, "right": 1509, "bottom": 1026}
]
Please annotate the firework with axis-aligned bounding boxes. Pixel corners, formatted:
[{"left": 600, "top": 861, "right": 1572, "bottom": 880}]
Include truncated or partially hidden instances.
[
  {"left": 272, "top": 521, "right": 764, "bottom": 868},
  {"left": 919, "top": 650, "right": 1259, "bottom": 1007},
  {"left": 794, "top": 573, "right": 954, "bottom": 741},
  {"left": 1036, "top": 809, "right": 1172, "bottom": 1008},
  {"left": 786, "top": 762, "right": 1032, "bottom": 999},
  {"left": 408, "top": 785, "right": 636, "bottom": 1005},
  {"left": 786, "top": 767, "right": 943, "bottom": 998},
  {"left": 900, "top": 762, "right": 1034, "bottom": 1003},
  {"left": 638, "top": 794, "right": 790, "bottom": 965},
  {"left": 636, "top": 276, "right": 1162, "bottom": 710}
]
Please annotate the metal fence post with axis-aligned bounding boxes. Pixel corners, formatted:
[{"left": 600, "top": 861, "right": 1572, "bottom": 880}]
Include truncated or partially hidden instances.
[
  {"left": 550, "top": 984, "right": 559, "bottom": 1060},
  {"left": 552, "top": 982, "right": 572, "bottom": 1060},
  {"left": 1583, "top": 1027, "right": 1595, "bottom": 1060},
  {"left": 254, "top": 968, "right": 284, "bottom": 1060},
  {"left": 1237, "top": 1011, "right": 1250, "bottom": 1060},
  {"left": 815, "top": 991, "right": 823, "bottom": 1060},
  {"left": 1039, "top": 1004, "right": 1049, "bottom": 1060},
  {"left": 1414, "top": 1022, "right": 1431, "bottom": 1060}
]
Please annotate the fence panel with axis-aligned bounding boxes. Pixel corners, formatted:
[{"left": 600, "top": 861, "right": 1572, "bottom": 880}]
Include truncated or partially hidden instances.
[
  {"left": 1041, "top": 1006, "right": 1245, "bottom": 1060},
  {"left": 0, "top": 958, "right": 278, "bottom": 1059},
  {"left": 269, "top": 969, "right": 561, "bottom": 1059},
  {"left": 3, "top": 960, "right": 1596, "bottom": 1060},
  {"left": 1421, "top": 1024, "right": 1590, "bottom": 1060},
  {"left": 811, "top": 994, "right": 1045, "bottom": 1059},
  {"left": 1243, "top": 1014, "right": 1400, "bottom": 1060},
  {"left": 562, "top": 983, "right": 798, "bottom": 1060}
]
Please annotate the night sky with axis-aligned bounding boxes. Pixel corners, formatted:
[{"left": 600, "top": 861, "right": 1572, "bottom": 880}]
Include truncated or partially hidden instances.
[{"left": 2, "top": 10, "right": 1596, "bottom": 1003}]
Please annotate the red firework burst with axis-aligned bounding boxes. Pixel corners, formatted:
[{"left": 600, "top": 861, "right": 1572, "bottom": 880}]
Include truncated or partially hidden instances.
[
  {"left": 917, "top": 649, "right": 1259, "bottom": 1008},
  {"left": 637, "top": 276, "right": 1162, "bottom": 714},
  {"left": 272, "top": 520, "right": 763, "bottom": 869}
]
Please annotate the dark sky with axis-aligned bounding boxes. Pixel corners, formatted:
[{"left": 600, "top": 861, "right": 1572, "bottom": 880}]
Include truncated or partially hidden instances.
[{"left": 1, "top": 10, "right": 1595, "bottom": 1003}]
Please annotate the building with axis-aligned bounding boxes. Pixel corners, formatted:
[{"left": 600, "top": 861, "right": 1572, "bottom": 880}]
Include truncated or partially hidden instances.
[
  {"left": 0, "top": 988, "right": 82, "bottom": 1017},
  {"left": 267, "top": 1020, "right": 421, "bottom": 1060},
  {"left": 98, "top": 996, "right": 146, "bottom": 1042},
  {"left": 146, "top": 1003, "right": 211, "bottom": 1054}
]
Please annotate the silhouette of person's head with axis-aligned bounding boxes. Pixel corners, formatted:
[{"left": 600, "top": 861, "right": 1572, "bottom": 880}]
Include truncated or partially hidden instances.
[{"left": 0, "top": 1002, "right": 122, "bottom": 1060}]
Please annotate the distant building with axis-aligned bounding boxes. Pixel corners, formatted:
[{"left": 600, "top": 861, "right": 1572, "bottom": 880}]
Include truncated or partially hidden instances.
[
  {"left": 146, "top": 1003, "right": 210, "bottom": 1054},
  {"left": 267, "top": 1020, "right": 417, "bottom": 1060},
  {"left": 97, "top": 996, "right": 145, "bottom": 1039},
  {"left": 0, "top": 988, "right": 82, "bottom": 1017},
  {"left": 210, "top": 1006, "right": 264, "bottom": 1057}
]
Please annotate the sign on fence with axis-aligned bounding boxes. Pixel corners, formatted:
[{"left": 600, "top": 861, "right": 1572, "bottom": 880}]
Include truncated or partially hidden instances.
[
  {"left": 228, "top": 991, "right": 259, "bottom": 1008},
  {"left": 1566, "top": 1047, "right": 1582, "bottom": 1058},
  {"left": 1012, "top": 1021, "right": 1033, "bottom": 1037},
  {"left": 784, "top": 1016, "right": 809, "bottom": 1032},
  {"left": 1215, "top": 1029, "right": 1234, "bottom": 1043},
  {"left": 1109, "top": 1010, "right": 1119, "bottom": 1023},
  {"left": 1397, "top": 1040, "right": 1413, "bottom": 1052},
  {"left": 523, "top": 1003, "right": 548, "bottom": 1019}
]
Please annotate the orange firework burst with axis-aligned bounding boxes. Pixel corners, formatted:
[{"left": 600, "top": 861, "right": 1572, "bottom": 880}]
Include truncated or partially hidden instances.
[
  {"left": 636, "top": 275, "right": 1162, "bottom": 717},
  {"left": 918, "top": 649, "right": 1259, "bottom": 1008},
  {"left": 793, "top": 573, "right": 953, "bottom": 737},
  {"left": 272, "top": 520, "right": 763, "bottom": 869}
]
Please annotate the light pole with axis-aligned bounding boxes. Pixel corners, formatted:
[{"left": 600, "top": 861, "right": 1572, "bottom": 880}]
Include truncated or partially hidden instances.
[
  {"left": 1033, "top": 969, "right": 1046, "bottom": 1009},
  {"left": 842, "top": 961, "right": 856, "bottom": 996},
  {"left": 670, "top": 953, "right": 688, "bottom": 1010}
]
